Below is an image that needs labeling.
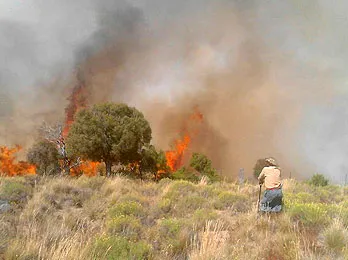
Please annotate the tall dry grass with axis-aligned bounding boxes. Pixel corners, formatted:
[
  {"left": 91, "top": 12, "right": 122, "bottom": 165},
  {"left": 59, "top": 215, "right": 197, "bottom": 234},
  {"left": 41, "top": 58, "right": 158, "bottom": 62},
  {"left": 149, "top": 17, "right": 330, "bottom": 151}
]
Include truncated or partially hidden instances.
[
  {"left": 189, "top": 220, "right": 230, "bottom": 260},
  {"left": 0, "top": 176, "right": 346, "bottom": 259}
]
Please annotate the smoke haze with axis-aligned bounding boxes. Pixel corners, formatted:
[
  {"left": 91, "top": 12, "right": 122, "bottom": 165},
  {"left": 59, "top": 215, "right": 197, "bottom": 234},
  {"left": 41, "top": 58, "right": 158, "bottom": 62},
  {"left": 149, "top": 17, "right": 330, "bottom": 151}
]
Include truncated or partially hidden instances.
[{"left": 1, "top": 0, "right": 348, "bottom": 183}]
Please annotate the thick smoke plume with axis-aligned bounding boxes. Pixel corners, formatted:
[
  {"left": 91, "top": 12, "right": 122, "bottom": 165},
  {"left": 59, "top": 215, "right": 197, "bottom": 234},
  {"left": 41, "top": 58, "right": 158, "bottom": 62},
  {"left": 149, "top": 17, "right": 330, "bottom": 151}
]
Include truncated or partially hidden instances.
[{"left": 1, "top": 0, "right": 348, "bottom": 182}]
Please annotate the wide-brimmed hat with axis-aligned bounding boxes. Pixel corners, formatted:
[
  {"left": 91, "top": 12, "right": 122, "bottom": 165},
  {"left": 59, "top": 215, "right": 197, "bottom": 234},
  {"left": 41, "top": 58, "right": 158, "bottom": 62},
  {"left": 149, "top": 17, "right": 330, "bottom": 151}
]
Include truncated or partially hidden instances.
[{"left": 265, "top": 157, "right": 278, "bottom": 166}]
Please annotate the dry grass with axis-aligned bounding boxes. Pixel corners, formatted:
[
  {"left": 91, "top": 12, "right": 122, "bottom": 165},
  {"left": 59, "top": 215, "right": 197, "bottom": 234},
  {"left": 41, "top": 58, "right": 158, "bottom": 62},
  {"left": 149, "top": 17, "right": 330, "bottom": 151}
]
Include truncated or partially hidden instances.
[
  {"left": 189, "top": 220, "right": 230, "bottom": 260},
  {"left": 0, "top": 176, "right": 346, "bottom": 259}
]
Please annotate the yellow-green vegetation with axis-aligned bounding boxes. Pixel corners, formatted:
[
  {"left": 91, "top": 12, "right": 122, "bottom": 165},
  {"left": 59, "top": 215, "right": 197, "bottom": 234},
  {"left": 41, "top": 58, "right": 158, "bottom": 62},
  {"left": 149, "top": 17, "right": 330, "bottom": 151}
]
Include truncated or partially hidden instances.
[{"left": 0, "top": 176, "right": 347, "bottom": 259}]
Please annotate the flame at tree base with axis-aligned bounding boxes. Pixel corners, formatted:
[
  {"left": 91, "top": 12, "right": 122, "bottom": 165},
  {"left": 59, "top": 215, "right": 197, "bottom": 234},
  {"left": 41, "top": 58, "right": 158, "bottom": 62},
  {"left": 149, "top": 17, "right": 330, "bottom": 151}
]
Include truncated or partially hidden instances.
[{"left": 70, "top": 161, "right": 101, "bottom": 177}]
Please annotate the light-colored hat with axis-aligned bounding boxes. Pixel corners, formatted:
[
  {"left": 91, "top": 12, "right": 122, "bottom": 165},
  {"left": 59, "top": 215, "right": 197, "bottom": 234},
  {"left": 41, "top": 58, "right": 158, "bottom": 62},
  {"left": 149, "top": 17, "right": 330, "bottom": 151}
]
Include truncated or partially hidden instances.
[{"left": 265, "top": 157, "right": 277, "bottom": 166}]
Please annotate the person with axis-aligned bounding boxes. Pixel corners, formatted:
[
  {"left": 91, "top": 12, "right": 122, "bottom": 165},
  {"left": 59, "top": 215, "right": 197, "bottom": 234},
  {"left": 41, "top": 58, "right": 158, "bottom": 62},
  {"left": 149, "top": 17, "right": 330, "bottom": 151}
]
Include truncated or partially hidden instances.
[{"left": 258, "top": 157, "right": 283, "bottom": 213}]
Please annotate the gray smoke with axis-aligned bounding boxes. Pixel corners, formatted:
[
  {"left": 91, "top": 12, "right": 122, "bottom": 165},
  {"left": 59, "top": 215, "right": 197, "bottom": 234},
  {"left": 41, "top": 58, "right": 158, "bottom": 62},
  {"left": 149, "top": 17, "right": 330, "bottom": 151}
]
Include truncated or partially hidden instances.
[{"left": 0, "top": 0, "right": 348, "bottom": 183}]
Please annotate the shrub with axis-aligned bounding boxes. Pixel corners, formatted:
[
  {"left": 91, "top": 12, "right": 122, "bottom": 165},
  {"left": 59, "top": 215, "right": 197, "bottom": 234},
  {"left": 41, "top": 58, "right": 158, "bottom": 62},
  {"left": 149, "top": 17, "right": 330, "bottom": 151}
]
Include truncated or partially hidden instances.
[
  {"left": 172, "top": 167, "right": 199, "bottom": 182},
  {"left": 198, "top": 185, "right": 219, "bottom": 199},
  {"left": 158, "top": 198, "right": 171, "bottom": 214},
  {"left": 27, "top": 140, "right": 60, "bottom": 175},
  {"left": 0, "top": 179, "right": 32, "bottom": 205},
  {"left": 322, "top": 220, "right": 347, "bottom": 254},
  {"left": 164, "top": 181, "right": 197, "bottom": 201},
  {"left": 192, "top": 209, "right": 218, "bottom": 228},
  {"left": 287, "top": 203, "right": 329, "bottom": 228},
  {"left": 158, "top": 218, "right": 190, "bottom": 256},
  {"left": 92, "top": 236, "right": 152, "bottom": 260},
  {"left": 308, "top": 174, "right": 329, "bottom": 187},
  {"left": 214, "top": 192, "right": 248, "bottom": 210},
  {"left": 76, "top": 175, "right": 105, "bottom": 190},
  {"left": 172, "top": 195, "right": 209, "bottom": 217},
  {"left": 108, "top": 201, "right": 144, "bottom": 218},
  {"left": 283, "top": 192, "right": 319, "bottom": 207},
  {"left": 189, "top": 153, "right": 220, "bottom": 182},
  {"left": 160, "top": 218, "right": 182, "bottom": 238},
  {"left": 107, "top": 215, "right": 142, "bottom": 240}
]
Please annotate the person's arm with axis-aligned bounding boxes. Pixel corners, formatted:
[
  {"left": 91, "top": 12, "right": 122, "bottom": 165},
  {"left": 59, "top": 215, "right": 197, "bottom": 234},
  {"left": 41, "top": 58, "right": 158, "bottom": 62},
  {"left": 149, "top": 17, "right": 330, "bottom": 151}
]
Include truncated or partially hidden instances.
[{"left": 258, "top": 168, "right": 266, "bottom": 184}]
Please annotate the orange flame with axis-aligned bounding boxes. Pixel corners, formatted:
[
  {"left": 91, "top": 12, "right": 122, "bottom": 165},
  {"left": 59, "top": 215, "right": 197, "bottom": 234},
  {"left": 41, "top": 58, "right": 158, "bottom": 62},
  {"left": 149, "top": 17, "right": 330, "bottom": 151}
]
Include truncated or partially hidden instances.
[
  {"left": 61, "top": 70, "right": 100, "bottom": 177},
  {"left": 165, "top": 135, "right": 191, "bottom": 171},
  {"left": 63, "top": 83, "right": 87, "bottom": 137},
  {"left": 0, "top": 146, "right": 36, "bottom": 176},
  {"left": 165, "top": 108, "right": 203, "bottom": 172},
  {"left": 70, "top": 161, "right": 101, "bottom": 177}
]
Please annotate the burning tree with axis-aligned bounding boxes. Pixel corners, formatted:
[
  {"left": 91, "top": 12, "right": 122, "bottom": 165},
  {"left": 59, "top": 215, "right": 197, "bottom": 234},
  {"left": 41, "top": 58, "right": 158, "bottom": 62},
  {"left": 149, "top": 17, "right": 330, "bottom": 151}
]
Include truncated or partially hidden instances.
[{"left": 66, "top": 103, "right": 152, "bottom": 177}]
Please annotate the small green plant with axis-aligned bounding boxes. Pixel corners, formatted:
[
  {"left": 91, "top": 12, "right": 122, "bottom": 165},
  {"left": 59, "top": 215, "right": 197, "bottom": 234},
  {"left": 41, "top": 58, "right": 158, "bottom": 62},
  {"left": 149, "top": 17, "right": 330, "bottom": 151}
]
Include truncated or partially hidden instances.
[
  {"left": 287, "top": 203, "right": 329, "bottom": 228},
  {"left": 160, "top": 218, "right": 182, "bottom": 238},
  {"left": 108, "top": 201, "right": 144, "bottom": 218},
  {"left": 107, "top": 215, "right": 142, "bottom": 240},
  {"left": 192, "top": 209, "right": 218, "bottom": 228},
  {"left": 158, "top": 198, "right": 171, "bottom": 214},
  {"left": 308, "top": 174, "right": 329, "bottom": 187},
  {"left": 172, "top": 195, "right": 209, "bottom": 216},
  {"left": 0, "top": 180, "right": 32, "bottom": 204},
  {"left": 164, "top": 181, "right": 197, "bottom": 201},
  {"left": 157, "top": 218, "right": 189, "bottom": 255},
  {"left": 92, "top": 236, "right": 152, "bottom": 260},
  {"left": 214, "top": 191, "right": 248, "bottom": 210},
  {"left": 172, "top": 167, "right": 199, "bottom": 182}
]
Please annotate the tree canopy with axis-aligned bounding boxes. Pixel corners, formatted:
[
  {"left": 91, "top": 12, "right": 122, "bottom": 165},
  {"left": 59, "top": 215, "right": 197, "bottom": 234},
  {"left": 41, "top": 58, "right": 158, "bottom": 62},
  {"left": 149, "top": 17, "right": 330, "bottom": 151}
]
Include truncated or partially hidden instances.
[
  {"left": 66, "top": 103, "right": 152, "bottom": 176},
  {"left": 308, "top": 173, "right": 329, "bottom": 187},
  {"left": 27, "top": 140, "right": 60, "bottom": 175},
  {"left": 253, "top": 158, "right": 268, "bottom": 179},
  {"left": 189, "top": 152, "right": 219, "bottom": 182}
]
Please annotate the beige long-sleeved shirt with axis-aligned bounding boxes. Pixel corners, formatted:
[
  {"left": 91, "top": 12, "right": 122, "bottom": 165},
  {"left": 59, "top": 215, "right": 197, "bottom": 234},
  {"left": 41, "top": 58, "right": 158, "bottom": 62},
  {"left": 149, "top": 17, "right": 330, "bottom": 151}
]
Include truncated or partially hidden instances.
[{"left": 258, "top": 166, "right": 281, "bottom": 189}]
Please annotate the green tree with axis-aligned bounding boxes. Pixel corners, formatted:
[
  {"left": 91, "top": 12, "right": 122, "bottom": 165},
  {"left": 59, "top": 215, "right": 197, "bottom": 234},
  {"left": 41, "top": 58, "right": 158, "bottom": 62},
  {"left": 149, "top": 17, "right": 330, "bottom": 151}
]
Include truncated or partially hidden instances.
[
  {"left": 27, "top": 140, "right": 60, "bottom": 175},
  {"left": 308, "top": 174, "right": 329, "bottom": 187},
  {"left": 189, "top": 152, "right": 220, "bottom": 182},
  {"left": 253, "top": 158, "right": 268, "bottom": 179},
  {"left": 126, "top": 145, "right": 170, "bottom": 180},
  {"left": 66, "top": 103, "right": 152, "bottom": 177}
]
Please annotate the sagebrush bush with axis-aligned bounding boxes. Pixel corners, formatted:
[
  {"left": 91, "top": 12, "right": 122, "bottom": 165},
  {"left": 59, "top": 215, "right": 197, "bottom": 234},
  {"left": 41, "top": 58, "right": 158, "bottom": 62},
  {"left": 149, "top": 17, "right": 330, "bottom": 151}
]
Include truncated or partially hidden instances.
[
  {"left": 107, "top": 215, "right": 142, "bottom": 240},
  {"left": 308, "top": 174, "right": 329, "bottom": 187},
  {"left": 214, "top": 191, "right": 248, "bottom": 210},
  {"left": 108, "top": 201, "right": 145, "bottom": 218},
  {"left": 157, "top": 218, "right": 190, "bottom": 256},
  {"left": 92, "top": 235, "right": 152, "bottom": 260},
  {"left": 164, "top": 181, "right": 197, "bottom": 200},
  {"left": 287, "top": 202, "right": 329, "bottom": 228},
  {"left": 192, "top": 209, "right": 218, "bottom": 228},
  {"left": 0, "top": 179, "right": 32, "bottom": 203},
  {"left": 158, "top": 198, "right": 171, "bottom": 214}
]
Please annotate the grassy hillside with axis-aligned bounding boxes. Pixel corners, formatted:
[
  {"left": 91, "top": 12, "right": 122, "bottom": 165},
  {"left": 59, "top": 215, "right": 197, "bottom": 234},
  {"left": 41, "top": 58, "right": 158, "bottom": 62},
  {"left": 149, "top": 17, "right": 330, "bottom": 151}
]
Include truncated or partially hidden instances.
[{"left": 0, "top": 176, "right": 347, "bottom": 260}]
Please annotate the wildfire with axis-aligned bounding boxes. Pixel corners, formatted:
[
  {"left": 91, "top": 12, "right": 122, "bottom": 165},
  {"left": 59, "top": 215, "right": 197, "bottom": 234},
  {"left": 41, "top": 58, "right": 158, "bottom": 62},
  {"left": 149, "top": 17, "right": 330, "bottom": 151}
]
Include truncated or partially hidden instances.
[
  {"left": 0, "top": 146, "right": 36, "bottom": 176},
  {"left": 60, "top": 69, "right": 102, "bottom": 176},
  {"left": 62, "top": 71, "right": 88, "bottom": 137},
  {"left": 70, "top": 161, "right": 100, "bottom": 177},
  {"left": 165, "top": 135, "right": 191, "bottom": 171},
  {"left": 164, "top": 108, "right": 203, "bottom": 172}
]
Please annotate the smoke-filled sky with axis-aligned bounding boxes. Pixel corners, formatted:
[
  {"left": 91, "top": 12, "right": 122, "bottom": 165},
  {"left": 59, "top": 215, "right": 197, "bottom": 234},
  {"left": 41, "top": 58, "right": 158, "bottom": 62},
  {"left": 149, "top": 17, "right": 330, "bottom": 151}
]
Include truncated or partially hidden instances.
[{"left": 1, "top": 0, "right": 348, "bottom": 183}]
